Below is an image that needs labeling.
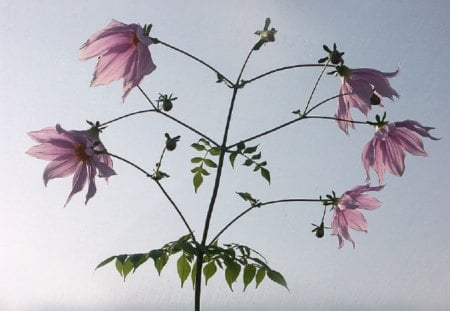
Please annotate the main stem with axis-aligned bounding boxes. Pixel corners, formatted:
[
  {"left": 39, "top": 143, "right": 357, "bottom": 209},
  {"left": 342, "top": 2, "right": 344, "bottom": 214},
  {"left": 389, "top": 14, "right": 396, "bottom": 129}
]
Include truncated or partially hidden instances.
[{"left": 194, "top": 47, "right": 254, "bottom": 311}]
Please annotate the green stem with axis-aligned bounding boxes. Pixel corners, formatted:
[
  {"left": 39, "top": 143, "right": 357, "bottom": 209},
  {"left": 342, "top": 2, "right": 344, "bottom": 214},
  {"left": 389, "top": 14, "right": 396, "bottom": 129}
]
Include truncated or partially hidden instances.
[
  {"left": 303, "top": 60, "right": 329, "bottom": 114},
  {"left": 243, "top": 64, "right": 333, "bottom": 85},
  {"left": 105, "top": 151, "right": 196, "bottom": 242},
  {"left": 194, "top": 46, "right": 255, "bottom": 311},
  {"left": 152, "top": 37, "right": 234, "bottom": 87},
  {"left": 210, "top": 198, "right": 324, "bottom": 245}
]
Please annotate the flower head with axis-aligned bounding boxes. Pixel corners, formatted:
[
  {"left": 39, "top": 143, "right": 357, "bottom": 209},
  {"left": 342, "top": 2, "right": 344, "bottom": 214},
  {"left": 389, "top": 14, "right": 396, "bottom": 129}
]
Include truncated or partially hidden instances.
[
  {"left": 335, "top": 66, "right": 399, "bottom": 134},
  {"left": 362, "top": 120, "right": 439, "bottom": 183},
  {"left": 331, "top": 184, "right": 384, "bottom": 248},
  {"left": 80, "top": 19, "right": 156, "bottom": 102},
  {"left": 27, "top": 125, "right": 116, "bottom": 206}
]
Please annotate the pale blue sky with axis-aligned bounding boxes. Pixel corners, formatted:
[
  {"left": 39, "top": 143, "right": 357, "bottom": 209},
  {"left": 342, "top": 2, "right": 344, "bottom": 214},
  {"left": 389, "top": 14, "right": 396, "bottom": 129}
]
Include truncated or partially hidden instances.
[{"left": 1, "top": 1, "right": 449, "bottom": 310}]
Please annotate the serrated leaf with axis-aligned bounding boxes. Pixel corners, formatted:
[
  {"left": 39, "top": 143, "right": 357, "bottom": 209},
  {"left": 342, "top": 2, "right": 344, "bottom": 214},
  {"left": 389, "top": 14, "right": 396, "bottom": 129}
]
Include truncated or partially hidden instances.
[
  {"left": 260, "top": 167, "right": 271, "bottom": 184},
  {"left": 203, "top": 159, "right": 217, "bottom": 168},
  {"left": 177, "top": 255, "right": 191, "bottom": 288},
  {"left": 267, "top": 269, "right": 289, "bottom": 290},
  {"left": 191, "top": 143, "right": 205, "bottom": 151},
  {"left": 225, "top": 261, "right": 241, "bottom": 291},
  {"left": 243, "top": 146, "right": 258, "bottom": 154},
  {"left": 229, "top": 152, "right": 238, "bottom": 168},
  {"left": 191, "top": 157, "right": 203, "bottom": 163},
  {"left": 154, "top": 253, "right": 168, "bottom": 275},
  {"left": 203, "top": 260, "right": 217, "bottom": 285},
  {"left": 243, "top": 264, "right": 257, "bottom": 291},
  {"left": 243, "top": 159, "right": 253, "bottom": 166},
  {"left": 209, "top": 147, "right": 221, "bottom": 156},
  {"left": 193, "top": 172, "right": 203, "bottom": 193},
  {"left": 122, "top": 258, "right": 134, "bottom": 281},
  {"left": 95, "top": 256, "right": 116, "bottom": 270},
  {"left": 255, "top": 267, "right": 266, "bottom": 288}
]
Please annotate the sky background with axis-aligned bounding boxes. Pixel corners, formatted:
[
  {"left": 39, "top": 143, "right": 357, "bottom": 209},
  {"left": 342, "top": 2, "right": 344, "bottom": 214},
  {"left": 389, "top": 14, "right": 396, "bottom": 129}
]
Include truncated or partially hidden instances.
[{"left": 1, "top": 0, "right": 449, "bottom": 310}]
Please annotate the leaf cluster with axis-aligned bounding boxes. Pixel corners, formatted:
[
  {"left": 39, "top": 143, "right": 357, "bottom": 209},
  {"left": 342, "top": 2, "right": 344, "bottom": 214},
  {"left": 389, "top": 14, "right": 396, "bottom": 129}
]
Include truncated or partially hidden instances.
[
  {"left": 228, "top": 142, "right": 271, "bottom": 184},
  {"left": 191, "top": 138, "right": 221, "bottom": 192}
]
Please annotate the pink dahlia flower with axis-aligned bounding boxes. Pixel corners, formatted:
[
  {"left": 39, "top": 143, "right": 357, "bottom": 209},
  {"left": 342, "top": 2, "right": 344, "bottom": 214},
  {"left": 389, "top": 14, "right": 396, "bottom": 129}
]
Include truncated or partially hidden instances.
[
  {"left": 80, "top": 19, "right": 156, "bottom": 102},
  {"left": 331, "top": 184, "right": 384, "bottom": 248},
  {"left": 27, "top": 125, "right": 116, "bottom": 206},
  {"left": 362, "top": 120, "right": 439, "bottom": 183},
  {"left": 336, "top": 66, "right": 399, "bottom": 134}
]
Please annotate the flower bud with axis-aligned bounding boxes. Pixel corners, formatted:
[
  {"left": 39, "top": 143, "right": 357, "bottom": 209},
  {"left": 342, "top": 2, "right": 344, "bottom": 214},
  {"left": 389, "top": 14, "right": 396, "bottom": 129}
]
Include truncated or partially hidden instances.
[
  {"left": 165, "top": 133, "right": 180, "bottom": 151},
  {"left": 370, "top": 93, "right": 381, "bottom": 105},
  {"left": 162, "top": 99, "right": 173, "bottom": 111}
]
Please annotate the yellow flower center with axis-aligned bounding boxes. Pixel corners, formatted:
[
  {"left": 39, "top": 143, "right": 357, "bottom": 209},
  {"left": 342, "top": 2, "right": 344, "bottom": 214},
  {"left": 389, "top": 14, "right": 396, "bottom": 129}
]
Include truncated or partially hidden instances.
[{"left": 74, "top": 144, "right": 90, "bottom": 163}]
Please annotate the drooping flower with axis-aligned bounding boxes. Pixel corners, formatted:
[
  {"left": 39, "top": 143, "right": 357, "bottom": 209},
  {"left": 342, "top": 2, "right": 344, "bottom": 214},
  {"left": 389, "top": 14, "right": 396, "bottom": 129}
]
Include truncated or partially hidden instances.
[
  {"left": 80, "top": 19, "right": 156, "bottom": 102},
  {"left": 362, "top": 120, "right": 439, "bottom": 184},
  {"left": 27, "top": 125, "right": 116, "bottom": 206},
  {"left": 331, "top": 184, "right": 384, "bottom": 248},
  {"left": 335, "top": 66, "right": 399, "bottom": 134}
]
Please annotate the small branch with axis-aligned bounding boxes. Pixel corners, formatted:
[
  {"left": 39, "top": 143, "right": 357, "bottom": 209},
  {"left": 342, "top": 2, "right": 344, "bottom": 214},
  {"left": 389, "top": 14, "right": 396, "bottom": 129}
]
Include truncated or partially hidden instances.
[
  {"left": 209, "top": 207, "right": 253, "bottom": 245},
  {"left": 99, "top": 109, "right": 156, "bottom": 127},
  {"left": 210, "top": 198, "right": 324, "bottom": 245},
  {"left": 137, "top": 85, "right": 158, "bottom": 109},
  {"left": 304, "top": 93, "right": 349, "bottom": 115},
  {"left": 303, "top": 60, "right": 329, "bottom": 114},
  {"left": 137, "top": 87, "right": 220, "bottom": 146},
  {"left": 105, "top": 151, "right": 195, "bottom": 241},
  {"left": 304, "top": 115, "right": 369, "bottom": 125},
  {"left": 244, "top": 64, "right": 332, "bottom": 85},
  {"left": 152, "top": 37, "right": 234, "bottom": 87}
]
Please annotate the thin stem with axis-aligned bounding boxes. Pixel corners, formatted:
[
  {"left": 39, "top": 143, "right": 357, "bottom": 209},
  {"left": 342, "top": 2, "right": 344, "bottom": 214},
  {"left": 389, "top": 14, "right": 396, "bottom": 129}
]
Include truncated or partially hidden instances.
[
  {"left": 244, "top": 64, "right": 332, "bottom": 85},
  {"left": 195, "top": 46, "right": 255, "bottom": 311},
  {"left": 105, "top": 151, "right": 195, "bottom": 241},
  {"left": 152, "top": 38, "right": 234, "bottom": 87},
  {"left": 137, "top": 87, "right": 220, "bottom": 146},
  {"left": 304, "top": 115, "right": 369, "bottom": 125},
  {"left": 154, "top": 146, "right": 167, "bottom": 177},
  {"left": 209, "top": 207, "right": 253, "bottom": 246},
  {"left": 100, "top": 109, "right": 155, "bottom": 127},
  {"left": 137, "top": 85, "right": 158, "bottom": 109},
  {"left": 304, "top": 93, "right": 350, "bottom": 115},
  {"left": 303, "top": 60, "right": 329, "bottom": 114},
  {"left": 210, "top": 198, "right": 324, "bottom": 245},
  {"left": 227, "top": 93, "right": 363, "bottom": 148}
]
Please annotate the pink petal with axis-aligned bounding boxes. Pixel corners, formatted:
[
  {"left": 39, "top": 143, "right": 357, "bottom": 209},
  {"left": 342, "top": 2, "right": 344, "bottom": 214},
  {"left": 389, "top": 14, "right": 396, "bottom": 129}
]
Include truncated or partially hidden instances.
[
  {"left": 65, "top": 163, "right": 88, "bottom": 207},
  {"left": 344, "top": 209, "right": 368, "bottom": 232},
  {"left": 85, "top": 164, "right": 97, "bottom": 205},
  {"left": 43, "top": 155, "right": 79, "bottom": 186}
]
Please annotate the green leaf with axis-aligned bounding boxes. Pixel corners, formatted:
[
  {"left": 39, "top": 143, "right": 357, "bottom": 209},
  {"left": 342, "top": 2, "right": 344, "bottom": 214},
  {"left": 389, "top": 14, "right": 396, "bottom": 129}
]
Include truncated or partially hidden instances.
[
  {"left": 177, "top": 254, "right": 191, "bottom": 288},
  {"left": 191, "top": 143, "right": 206, "bottom": 151},
  {"left": 191, "top": 166, "right": 202, "bottom": 173},
  {"left": 203, "top": 159, "right": 218, "bottom": 168},
  {"left": 95, "top": 256, "right": 116, "bottom": 270},
  {"left": 243, "top": 264, "right": 257, "bottom": 291},
  {"left": 129, "top": 253, "right": 149, "bottom": 272},
  {"left": 243, "top": 145, "right": 258, "bottom": 154},
  {"left": 251, "top": 152, "right": 261, "bottom": 160},
  {"left": 209, "top": 147, "right": 221, "bottom": 156},
  {"left": 193, "top": 172, "right": 203, "bottom": 193},
  {"left": 154, "top": 253, "right": 169, "bottom": 275},
  {"left": 115, "top": 254, "right": 127, "bottom": 277},
  {"left": 200, "top": 168, "right": 210, "bottom": 176},
  {"left": 260, "top": 167, "right": 271, "bottom": 184},
  {"left": 191, "top": 261, "right": 197, "bottom": 289},
  {"left": 199, "top": 138, "right": 210, "bottom": 146},
  {"left": 203, "top": 260, "right": 217, "bottom": 285},
  {"left": 148, "top": 249, "right": 164, "bottom": 260},
  {"left": 225, "top": 261, "right": 241, "bottom": 291},
  {"left": 236, "top": 142, "right": 245, "bottom": 151},
  {"left": 122, "top": 258, "right": 134, "bottom": 281},
  {"left": 191, "top": 157, "right": 203, "bottom": 163},
  {"left": 267, "top": 269, "right": 289, "bottom": 290},
  {"left": 237, "top": 192, "right": 253, "bottom": 202},
  {"left": 229, "top": 152, "right": 238, "bottom": 168},
  {"left": 243, "top": 159, "right": 253, "bottom": 166},
  {"left": 255, "top": 267, "right": 266, "bottom": 288}
]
